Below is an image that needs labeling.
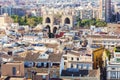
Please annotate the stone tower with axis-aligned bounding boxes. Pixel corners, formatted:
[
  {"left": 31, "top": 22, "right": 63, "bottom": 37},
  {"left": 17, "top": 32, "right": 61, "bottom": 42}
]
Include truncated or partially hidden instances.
[
  {"left": 43, "top": 14, "right": 54, "bottom": 33},
  {"left": 42, "top": 10, "right": 76, "bottom": 33},
  {"left": 61, "top": 14, "right": 75, "bottom": 28}
]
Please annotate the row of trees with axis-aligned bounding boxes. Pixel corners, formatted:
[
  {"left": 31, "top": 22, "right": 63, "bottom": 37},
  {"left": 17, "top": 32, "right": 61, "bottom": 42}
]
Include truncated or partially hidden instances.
[
  {"left": 11, "top": 15, "right": 43, "bottom": 27},
  {"left": 77, "top": 18, "right": 107, "bottom": 28},
  {"left": 11, "top": 15, "right": 107, "bottom": 28}
]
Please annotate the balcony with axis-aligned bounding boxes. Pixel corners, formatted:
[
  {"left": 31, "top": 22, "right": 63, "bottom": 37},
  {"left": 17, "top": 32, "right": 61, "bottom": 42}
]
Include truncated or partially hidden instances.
[{"left": 36, "top": 63, "right": 49, "bottom": 68}]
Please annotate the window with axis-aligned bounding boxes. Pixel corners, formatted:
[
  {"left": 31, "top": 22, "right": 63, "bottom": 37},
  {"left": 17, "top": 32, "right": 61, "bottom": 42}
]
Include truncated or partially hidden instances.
[
  {"left": 110, "top": 71, "right": 116, "bottom": 79},
  {"left": 83, "top": 64, "right": 87, "bottom": 69},
  {"left": 71, "top": 64, "right": 73, "bottom": 68},
  {"left": 81, "top": 64, "right": 83, "bottom": 69},
  {"left": 45, "top": 17, "right": 51, "bottom": 23},
  {"left": 44, "top": 63, "right": 47, "bottom": 67},
  {"left": 36, "top": 63, "right": 41, "bottom": 68},
  {"left": 42, "top": 75, "right": 46, "bottom": 79},
  {"left": 12, "top": 67, "right": 16, "bottom": 75},
  {"left": 25, "top": 73, "right": 28, "bottom": 78},
  {"left": 71, "top": 57, "right": 73, "bottom": 60},
  {"left": 103, "top": 41, "right": 106, "bottom": 43},
  {"left": 63, "top": 57, "right": 67, "bottom": 60},
  {"left": 87, "top": 64, "right": 89, "bottom": 70},
  {"left": 52, "top": 70, "right": 57, "bottom": 78},
  {"left": 65, "top": 17, "right": 70, "bottom": 24},
  {"left": 76, "top": 64, "right": 79, "bottom": 68},
  {"left": 41, "top": 63, "right": 44, "bottom": 66},
  {"left": 64, "top": 62, "right": 66, "bottom": 65}
]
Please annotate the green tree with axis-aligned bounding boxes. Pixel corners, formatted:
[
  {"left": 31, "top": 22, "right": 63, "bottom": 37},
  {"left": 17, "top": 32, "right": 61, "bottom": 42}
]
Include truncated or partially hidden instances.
[
  {"left": 27, "top": 18, "right": 36, "bottom": 27},
  {"left": 29, "top": 16, "right": 43, "bottom": 26},
  {"left": 18, "top": 17, "right": 25, "bottom": 25},
  {"left": 77, "top": 17, "right": 82, "bottom": 27},
  {"left": 95, "top": 20, "right": 107, "bottom": 27},
  {"left": 37, "top": 17, "right": 43, "bottom": 24},
  {"left": 77, "top": 21, "right": 81, "bottom": 27},
  {"left": 89, "top": 18, "right": 96, "bottom": 26},
  {"left": 76, "top": 17, "right": 107, "bottom": 28},
  {"left": 11, "top": 15, "right": 19, "bottom": 23},
  {"left": 11, "top": 15, "right": 43, "bottom": 26},
  {"left": 81, "top": 19, "right": 90, "bottom": 27},
  {"left": 24, "top": 16, "right": 27, "bottom": 23}
]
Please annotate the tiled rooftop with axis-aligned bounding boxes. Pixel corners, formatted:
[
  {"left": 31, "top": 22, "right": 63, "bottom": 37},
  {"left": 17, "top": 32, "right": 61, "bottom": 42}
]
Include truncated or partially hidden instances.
[
  {"left": 25, "top": 67, "right": 49, "bottom": 73},
  {"left": 13, "top": 50, "right": 63, "bottom": 63},
  {"left": 49, "top": 53, "right": 63, "bottom": 62}
]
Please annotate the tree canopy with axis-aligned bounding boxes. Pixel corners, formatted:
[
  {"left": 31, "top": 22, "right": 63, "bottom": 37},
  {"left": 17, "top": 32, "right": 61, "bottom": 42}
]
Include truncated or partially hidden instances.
[
  {"left": 11, "top": 15, "right": 43, "bottom": 28},
  {"left": 77, "top": 18, "right": 107, "bottom": 28}
]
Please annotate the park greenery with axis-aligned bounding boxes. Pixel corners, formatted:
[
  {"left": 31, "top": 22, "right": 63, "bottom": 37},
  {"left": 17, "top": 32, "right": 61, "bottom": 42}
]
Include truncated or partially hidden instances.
[
  {"left": 76, "top": 18, "right": 107, "bottom": 28},
  {"left": 11, "top": 15, "right": 43, "bottom": 28},
  {"left": 11, "top": 15, "right": 107, "bottom": 28}
]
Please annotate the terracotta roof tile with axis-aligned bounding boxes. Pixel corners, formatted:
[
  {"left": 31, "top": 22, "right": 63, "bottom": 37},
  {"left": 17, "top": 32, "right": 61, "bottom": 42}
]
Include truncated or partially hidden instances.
[
  {"left": 25, "top": 67, "right": 48, "bottom": 73},
  {"left": 49, "top": 53, "right": 63, "bottom": 62},
  {"left": 13, "top": 56, "right": 25, "bottom": 61},
  {"left": 25, "top": 52, "right": 39, "bottom": 61},
  {"left": 0, "top": 54, "right": 12, "bottom": 59}
]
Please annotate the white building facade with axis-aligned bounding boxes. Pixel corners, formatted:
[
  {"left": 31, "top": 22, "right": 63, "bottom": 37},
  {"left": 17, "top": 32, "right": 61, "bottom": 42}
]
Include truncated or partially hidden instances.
[{"left": 107, "top": 46, "right": 120, "bottom": 80}]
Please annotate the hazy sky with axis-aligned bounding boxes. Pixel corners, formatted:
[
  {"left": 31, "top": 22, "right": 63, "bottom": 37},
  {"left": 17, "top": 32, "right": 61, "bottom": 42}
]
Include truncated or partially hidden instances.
[{"left": 1, "top": 0, "right": 120, "bottom": 3}]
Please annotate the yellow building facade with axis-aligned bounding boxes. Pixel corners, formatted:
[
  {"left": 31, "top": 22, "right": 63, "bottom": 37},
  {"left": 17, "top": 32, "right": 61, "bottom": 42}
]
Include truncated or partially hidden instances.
[{"left": 93, "top": 47, "right": 105, "bottom": 69}]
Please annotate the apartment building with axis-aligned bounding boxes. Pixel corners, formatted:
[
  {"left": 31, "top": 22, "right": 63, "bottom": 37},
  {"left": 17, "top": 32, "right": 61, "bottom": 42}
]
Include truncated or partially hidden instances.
[
  {"left": 107, "top": 46, "right": 120, "bottom": 80},
  {"left": 61, "top": 48, "right": 100, "bottom": 80},
  {"left": 63, "top": 50, "right": 93, "bottom": 70},
  {"left": 87, "top": 35, "right": 120, "bottom": 49}
]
